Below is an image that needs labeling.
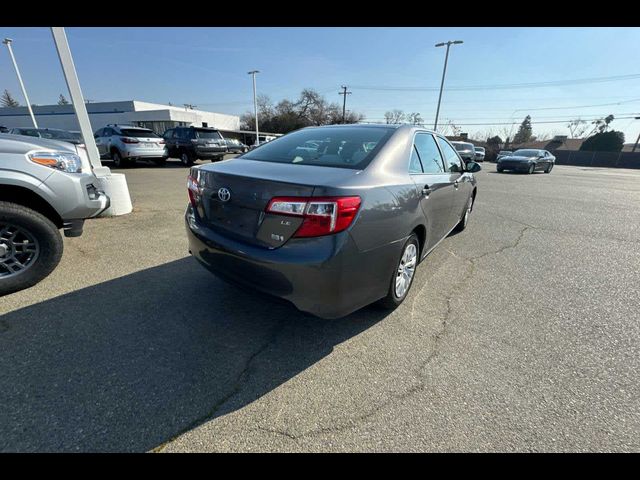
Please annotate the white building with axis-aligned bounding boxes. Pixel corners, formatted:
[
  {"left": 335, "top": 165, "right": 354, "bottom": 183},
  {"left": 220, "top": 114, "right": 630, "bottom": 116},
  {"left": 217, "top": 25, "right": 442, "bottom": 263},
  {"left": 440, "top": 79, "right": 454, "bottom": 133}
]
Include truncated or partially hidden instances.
[{"left": 0, "top": 100, "right": 240, "bottom": 136}]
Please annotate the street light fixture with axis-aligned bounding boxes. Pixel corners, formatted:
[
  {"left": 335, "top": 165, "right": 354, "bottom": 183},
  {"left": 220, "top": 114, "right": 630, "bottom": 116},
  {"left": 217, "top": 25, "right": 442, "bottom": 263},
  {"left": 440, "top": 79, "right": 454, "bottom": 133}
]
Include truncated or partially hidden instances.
[
  {"left": 433, "top": 40, "right": 463, "bottom": 132},
  {"left": 3, "top": 38, "right": 38, "bottom": 128},
  {"left": 248, "top": 70, "right": 260, "bottom": 146}
]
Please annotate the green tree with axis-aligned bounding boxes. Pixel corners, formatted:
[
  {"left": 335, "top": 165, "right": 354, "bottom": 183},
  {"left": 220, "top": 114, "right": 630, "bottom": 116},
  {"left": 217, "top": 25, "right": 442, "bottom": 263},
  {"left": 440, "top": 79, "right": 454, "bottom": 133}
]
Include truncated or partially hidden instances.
[
  {"left": 1, "top": 89, "right": 20, "bottom": 107},
  {"left": 57, "top": 94, "right": 69, "bottom": 105},
  {"left": 579, "top": 131, "right": 625, "bottom": 152},
  {"left": 513, "top": 115, "right": 533, "bottom": 144}
]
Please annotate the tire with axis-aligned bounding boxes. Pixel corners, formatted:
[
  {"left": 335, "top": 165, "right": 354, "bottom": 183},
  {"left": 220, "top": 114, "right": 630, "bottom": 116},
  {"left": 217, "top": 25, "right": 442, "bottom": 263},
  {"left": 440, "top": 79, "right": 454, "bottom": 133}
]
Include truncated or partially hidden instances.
[
  {"left": 545, "top": 164, "right": 553, "bottom": 174},
  {"left": 112, "top": 150, "right": 127, "bottom": 168},
  {"left": 528, "top": 164, "right": 535, "bottom": 174},
  {"left": 378, "top": 233, "right": 420, "bottom": 310},
  {"left": 0, "top": 202, "right": 63, "bottom": 296},
  {"left": 180, "top": 152, "right": 194, "bottom": 167},
  {"left": 453, "top": 194, "right": 474, "bottom": 233},
  {"left": 153, "top": 158, "right": 167, "bottom": 167},
  {"left": 497, "top": 167, "right": 504, "bottom": 173}
]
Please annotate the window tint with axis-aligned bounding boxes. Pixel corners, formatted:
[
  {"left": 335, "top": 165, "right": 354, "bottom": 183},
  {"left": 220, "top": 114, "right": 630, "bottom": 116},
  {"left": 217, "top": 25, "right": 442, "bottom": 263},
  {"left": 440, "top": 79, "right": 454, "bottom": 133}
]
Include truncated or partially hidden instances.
[
  {"left": 241, "top": 126, "right": 394, "bottom": 170},
  {"left": 163, "top": 129, "right": 173, "bottom": 139},
  {"left": 120, "top": 128, "right": 159, "bottom": 138},
  {"left": 194, "top": 129, "right": 223, "bottom": 139},
  {"left": 103, "top": 128, "right": 114, "bottom": 136},
  {"left": 94, "top": 128, "right": 103, "bottom": 138},
  {"left": 409, "top": 146, "right": 423, "bottom": 173},
  {"left": 414, "top": 133, "right": 444, "bottom": 173},
  {"left": 437, "top": 137, "right": 464, "bottom": 173}
]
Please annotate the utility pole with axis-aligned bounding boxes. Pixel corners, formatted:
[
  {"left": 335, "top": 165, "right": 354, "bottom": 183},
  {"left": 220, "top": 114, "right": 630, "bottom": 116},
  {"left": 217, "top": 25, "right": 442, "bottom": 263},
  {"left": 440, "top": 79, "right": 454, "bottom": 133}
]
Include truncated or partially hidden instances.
[
  {"left": 248, "top": 70, "right": 260, "bottom": 145},
  {"left": 3, "top": 38, "right": 38, "bottom": 128},
  {"left": 632, "top": 116, "right": 640, "bottom": 153},
  {"left": 339, "top": 85, "right": 352, "bottom": 124},
  {"left": 433, "top": 40, "right": 463, "bottom": 132}
]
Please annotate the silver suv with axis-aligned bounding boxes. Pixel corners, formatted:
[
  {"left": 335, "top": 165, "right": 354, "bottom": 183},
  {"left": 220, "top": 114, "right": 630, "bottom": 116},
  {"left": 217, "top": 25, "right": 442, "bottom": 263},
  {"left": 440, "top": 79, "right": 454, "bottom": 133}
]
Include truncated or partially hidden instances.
[
  {"left": 94, "top": 124, "right": 168, "bottom": 168},
  {"left": 0, "top": 133, "right": 109, "bottom": 295}
]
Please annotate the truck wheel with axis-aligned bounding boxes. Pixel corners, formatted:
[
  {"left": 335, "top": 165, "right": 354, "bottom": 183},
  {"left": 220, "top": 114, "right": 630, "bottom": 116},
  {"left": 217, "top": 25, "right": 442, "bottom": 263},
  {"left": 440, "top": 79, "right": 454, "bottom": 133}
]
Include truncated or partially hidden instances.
[
  {"left": 180, "top": 152, "right": 194, "bottom": 167},
  {"left": 0, "top": 202, "right": 63, "bottom": 296}
]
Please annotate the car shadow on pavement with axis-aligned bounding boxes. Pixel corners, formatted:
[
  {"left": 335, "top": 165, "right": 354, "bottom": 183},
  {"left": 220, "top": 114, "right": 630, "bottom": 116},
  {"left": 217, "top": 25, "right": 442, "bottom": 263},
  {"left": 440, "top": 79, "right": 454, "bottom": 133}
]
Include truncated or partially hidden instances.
[{"left": 0, "top": 257, "right": 387, "bottom": 452}]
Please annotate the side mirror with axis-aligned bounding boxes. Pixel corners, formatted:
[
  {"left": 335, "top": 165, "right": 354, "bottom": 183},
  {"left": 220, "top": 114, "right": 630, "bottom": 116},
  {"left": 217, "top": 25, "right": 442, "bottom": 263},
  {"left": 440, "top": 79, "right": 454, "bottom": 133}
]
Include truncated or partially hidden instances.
[{"left": 466, "top": 161, "right": 481, "bottom": 173}]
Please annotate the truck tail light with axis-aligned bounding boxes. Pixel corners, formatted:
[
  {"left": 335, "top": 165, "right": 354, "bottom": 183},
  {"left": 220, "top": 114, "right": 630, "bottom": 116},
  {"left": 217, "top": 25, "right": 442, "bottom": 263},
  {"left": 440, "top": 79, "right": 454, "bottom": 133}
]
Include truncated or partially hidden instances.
[
  {"left": 266, "top": 196, "right": 361, "bottom": 238},
  {"left": 121, "top": 137, "right": 139, "bottom": 144}
]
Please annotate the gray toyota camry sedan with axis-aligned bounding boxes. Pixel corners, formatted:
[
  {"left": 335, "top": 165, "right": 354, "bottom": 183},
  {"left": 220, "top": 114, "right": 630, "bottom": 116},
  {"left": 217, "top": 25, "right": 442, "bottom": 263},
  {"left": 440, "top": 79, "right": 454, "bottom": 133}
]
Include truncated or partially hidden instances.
[{"left": 185, "top": 124, "right": 480, "bottom": 318}]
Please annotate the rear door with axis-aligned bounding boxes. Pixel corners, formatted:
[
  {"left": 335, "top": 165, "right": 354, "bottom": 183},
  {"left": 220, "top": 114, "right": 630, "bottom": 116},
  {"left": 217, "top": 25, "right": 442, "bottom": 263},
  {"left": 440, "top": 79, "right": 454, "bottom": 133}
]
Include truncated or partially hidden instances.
[
  {"left": 436, "top": 136, "right": 472, "bottom": 228},
  {"left": 409, "top": 132, "right": 455, "bottom": 252}
]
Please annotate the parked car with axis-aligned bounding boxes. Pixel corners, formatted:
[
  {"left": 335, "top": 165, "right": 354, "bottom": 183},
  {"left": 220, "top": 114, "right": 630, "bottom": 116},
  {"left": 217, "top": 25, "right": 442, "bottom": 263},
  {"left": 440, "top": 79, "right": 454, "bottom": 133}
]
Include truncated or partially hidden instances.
[
  {"left": 496, "top": 149, "right": 555, "bottom": 174},
  {"left": 0, "top": 134, "right": 109, "bottom": 295},
  {"left": 0, "top": 126, "right": 9, "bottom": 133},
  {"left": 185, "top": 124, "right": 481, "bottom": 319},
  {"left": 224, "top": 138, "right": 249, "bottom": 154},
  {"left": 474, "top": 146, "right": 485, "bottom": 162},
  {"left": 8, "top": 127, "right": 84, "bottom": 146},
  {"left": 163, "top": 126, "right": 227, "bottom": 166},
  {"left": 496, "top": 150, "right": 512, "bottom": 161},
  {"left": 450, "top": 141, "right": 476, "bottom": 163},
  {"left": 94, "top": 124, "right": 168, "bottom": 168}
]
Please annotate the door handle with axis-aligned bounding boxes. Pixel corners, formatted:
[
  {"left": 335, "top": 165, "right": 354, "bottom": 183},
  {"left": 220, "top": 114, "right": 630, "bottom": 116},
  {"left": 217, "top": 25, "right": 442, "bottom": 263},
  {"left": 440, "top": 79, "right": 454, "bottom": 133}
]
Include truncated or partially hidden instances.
[{"left": 422, "top": 185, "right": 432, "bottom": 196}]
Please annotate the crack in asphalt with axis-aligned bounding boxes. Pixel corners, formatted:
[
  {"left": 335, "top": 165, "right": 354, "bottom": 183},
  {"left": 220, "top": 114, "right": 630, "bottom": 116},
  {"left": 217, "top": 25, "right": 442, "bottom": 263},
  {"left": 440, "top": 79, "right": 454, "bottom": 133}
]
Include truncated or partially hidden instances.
[
  {"left": 158, "top": 216, "right": 536, "bottom": 448},
  {"left": 152, "top": 319, "right": 286, "bottom": 452},
  {"left": 249, "top": 223, "right": 533, "bottom": 443}
]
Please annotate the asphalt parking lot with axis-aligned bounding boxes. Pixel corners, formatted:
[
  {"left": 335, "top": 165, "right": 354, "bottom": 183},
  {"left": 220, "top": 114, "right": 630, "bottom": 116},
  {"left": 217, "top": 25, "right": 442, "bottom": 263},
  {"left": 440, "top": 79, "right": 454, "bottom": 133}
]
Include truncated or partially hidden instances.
[{"left": 1, "top": 158, "right": 639, "bottom": 452}]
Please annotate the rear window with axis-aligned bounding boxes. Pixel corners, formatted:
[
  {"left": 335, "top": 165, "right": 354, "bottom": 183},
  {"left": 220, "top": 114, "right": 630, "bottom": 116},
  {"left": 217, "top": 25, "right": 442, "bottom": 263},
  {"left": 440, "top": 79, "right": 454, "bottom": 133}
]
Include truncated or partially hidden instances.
[
  {"left": 120, "top": 129, "right": 160, "bottom": 138},
  {"left": 453, "top": 143, "right": 473, "bottom": 151},
  {"left": 192, "top": 129, "right": 223, "bottom": 140},
  {"left": 239, "top": 126, "right": 394, "bottom": 170}
]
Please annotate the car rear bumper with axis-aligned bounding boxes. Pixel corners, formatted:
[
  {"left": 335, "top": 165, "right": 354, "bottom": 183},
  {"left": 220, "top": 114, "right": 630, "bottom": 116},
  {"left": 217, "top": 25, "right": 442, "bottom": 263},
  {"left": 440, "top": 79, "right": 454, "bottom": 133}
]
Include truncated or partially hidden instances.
[
  {"left": 194, "top": 147, "right": 227, "bottom": 159},
  {"left": 122, "top": 146, "right": 168, "bottom": 158},
  {"left": 185, "top": 205, "right": 400, "bottom": 318}
]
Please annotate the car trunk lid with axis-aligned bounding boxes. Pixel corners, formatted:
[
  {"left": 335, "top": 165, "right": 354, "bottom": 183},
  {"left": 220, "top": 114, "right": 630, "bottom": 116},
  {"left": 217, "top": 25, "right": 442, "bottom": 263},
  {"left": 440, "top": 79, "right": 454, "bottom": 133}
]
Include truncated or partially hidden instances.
[{"left": 195, "top": 159, "right": 359, "bottom": 248}]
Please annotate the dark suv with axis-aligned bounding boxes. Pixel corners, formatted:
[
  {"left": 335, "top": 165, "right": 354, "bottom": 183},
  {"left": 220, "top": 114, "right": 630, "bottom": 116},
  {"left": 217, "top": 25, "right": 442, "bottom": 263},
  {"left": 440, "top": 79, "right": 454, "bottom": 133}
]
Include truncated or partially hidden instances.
[{"left": 163, "top": 126, "right": 228, "bottom": 166}]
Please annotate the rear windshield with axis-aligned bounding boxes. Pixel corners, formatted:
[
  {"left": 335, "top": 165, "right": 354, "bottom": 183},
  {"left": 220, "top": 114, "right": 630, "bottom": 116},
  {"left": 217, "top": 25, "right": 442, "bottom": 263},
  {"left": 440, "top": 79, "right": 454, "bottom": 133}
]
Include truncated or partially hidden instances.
[
  {"left": 239, "top": 126, "right": 394, "bottom": 170},
  {"left": 192, "top": 129, "right": 223, "bottom": 140},
  {"left": 120, "top": 129, "right": 160, "bottom": 138},
  {"left": 454, "top": 143, "right": 473, "bottom": 151}
]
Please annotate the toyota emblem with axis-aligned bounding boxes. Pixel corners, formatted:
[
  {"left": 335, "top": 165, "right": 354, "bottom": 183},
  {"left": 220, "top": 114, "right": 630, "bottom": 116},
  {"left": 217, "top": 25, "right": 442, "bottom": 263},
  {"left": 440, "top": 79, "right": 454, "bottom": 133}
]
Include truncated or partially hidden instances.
[{"left": 218, "top": 187, "right": 231, "bottom": 202}]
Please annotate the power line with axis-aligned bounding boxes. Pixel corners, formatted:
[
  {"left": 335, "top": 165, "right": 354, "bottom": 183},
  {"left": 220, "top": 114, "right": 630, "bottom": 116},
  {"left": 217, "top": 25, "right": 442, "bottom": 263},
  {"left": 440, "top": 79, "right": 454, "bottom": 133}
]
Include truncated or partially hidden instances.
[{"left": 351, "top": 73, "right": 640, "bottom": 92}]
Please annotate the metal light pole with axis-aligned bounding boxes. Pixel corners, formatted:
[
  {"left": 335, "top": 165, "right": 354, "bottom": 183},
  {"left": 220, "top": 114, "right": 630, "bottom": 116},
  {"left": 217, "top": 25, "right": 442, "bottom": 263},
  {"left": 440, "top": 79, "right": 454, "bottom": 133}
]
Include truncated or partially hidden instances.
[
  {"left": 632, "top": 116, "right": 640, "bottom": 153},
  {"left": 50, "top": 27, "right": 102, "bottom": 169},
  {"left": 3, "top": 38, "right": 38, "bottom": 128},
  {"left": 248, "top": 70, "right": 260, "bottom": 145},
  {"left": 433, "top": 40, "right": 463, "bottom": 132}
]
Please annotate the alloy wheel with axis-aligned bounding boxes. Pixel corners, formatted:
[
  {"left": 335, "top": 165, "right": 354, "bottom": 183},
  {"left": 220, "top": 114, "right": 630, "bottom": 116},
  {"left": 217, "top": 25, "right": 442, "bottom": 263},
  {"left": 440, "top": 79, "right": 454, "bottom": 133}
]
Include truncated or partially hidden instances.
[
  {"left": 395, "top": 243, "right": 417, "bottom": 298},
  {"left": 0, "top": 223, "right": 40, "bottom": 279}
]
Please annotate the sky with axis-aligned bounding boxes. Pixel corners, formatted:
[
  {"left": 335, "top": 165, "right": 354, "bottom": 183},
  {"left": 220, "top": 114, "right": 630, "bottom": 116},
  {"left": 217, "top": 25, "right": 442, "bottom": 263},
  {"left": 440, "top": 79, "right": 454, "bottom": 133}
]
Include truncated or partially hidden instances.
[{"left": 1, "top": 27, "right": 639, "bottom": 143}]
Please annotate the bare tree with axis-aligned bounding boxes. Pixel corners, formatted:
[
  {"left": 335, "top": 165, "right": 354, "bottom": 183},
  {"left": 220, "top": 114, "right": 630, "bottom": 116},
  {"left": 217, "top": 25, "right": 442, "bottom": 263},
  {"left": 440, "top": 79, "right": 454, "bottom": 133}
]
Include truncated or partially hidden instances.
[
  {"left": 406, "top": 112, "right": 423, "bottom": 125},
  {"left": 57, "top": 94, "right": 69, "bottom": 105},
  {"left": 384, "top": 110, "right": 405, "bottom": 124},
  {"left": 567, "top": 119, "right": 589, "bottom": 139}
]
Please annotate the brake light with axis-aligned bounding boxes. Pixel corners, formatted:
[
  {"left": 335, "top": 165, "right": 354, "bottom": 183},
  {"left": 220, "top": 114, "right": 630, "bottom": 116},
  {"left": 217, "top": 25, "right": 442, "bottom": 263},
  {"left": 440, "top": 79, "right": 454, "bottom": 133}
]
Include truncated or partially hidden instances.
[
  {"left": 121, "top": 137, "right": 139, "bottom": 144},
  {"left": 187, "top": 174, "right": 201, "bottom": 206},
  {"left": 158, "top": 140, "right": 166, "bottom": 145},
  {"left": 266, "top": 196, "right": 361, "bottom": 237}
]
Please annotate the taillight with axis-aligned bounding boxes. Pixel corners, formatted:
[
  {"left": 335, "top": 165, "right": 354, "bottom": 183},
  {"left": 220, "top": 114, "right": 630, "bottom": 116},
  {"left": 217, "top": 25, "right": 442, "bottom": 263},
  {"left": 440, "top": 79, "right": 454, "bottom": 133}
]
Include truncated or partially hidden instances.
[
  {"left": 121, "top": 137, "right": 139, "bottom": 144},
  {"left": 266, "top": 196, "right": 361, "bottom": 238},
  {"left": 158, "top": 140, "right": 166, "bottom": 145},
  {"left": 187, "top": 174, "right": 201, "bottom": 206}
]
